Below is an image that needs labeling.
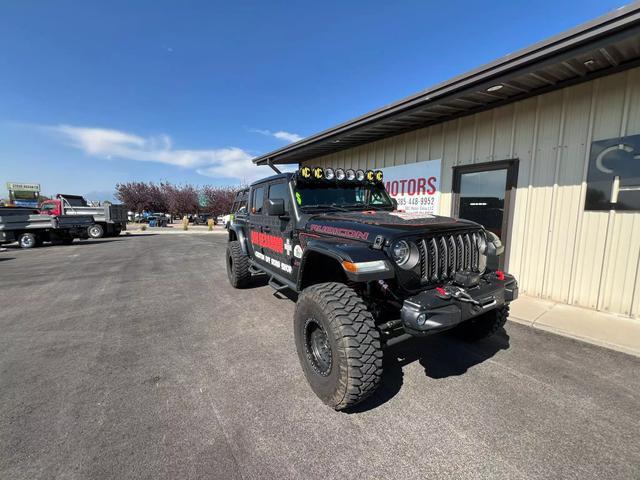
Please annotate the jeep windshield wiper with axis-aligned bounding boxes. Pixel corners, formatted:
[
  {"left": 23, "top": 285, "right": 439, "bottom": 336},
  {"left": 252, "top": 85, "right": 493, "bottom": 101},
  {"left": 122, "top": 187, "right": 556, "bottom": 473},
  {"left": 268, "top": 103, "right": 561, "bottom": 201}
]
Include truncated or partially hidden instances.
[
  {"left": 343, "top": 203, "right": 390, "bottom": 210},
  {"left": 301, "top": 204, "right": 351, "bottom": 212}
]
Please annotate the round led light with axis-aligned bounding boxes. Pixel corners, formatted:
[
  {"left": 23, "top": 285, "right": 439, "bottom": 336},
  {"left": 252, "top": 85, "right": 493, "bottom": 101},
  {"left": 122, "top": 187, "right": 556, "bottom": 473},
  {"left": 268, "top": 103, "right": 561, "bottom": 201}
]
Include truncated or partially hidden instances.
[
  {"left": 324, "top": 168, "right": 335, "bottom": 180},
  {"left": 300, "top": 166, "right": 312, "bottom": 179},
  {"left": 365, "top": 170, "right": 375, "bottom": 182},
  {"left": 391, "top": 240, "right": 410, "bottom": 266},
  {"left": 417, "top": 313, "right": 428, "bottom": 326},
  {"left": 313, "top": 167, "right": 324, "bottom": 180},
  {"left": 335, "top": 168, "right": 346, "bottom": 180},
  {"left": 356, "top": 169, "right": 365, "bottom": 181},
  {"left": 346, "top": 169, "right": 356, "bottom": 181},
  {"left": 375, "top": 170, "right": 383, "bottom": 182}
]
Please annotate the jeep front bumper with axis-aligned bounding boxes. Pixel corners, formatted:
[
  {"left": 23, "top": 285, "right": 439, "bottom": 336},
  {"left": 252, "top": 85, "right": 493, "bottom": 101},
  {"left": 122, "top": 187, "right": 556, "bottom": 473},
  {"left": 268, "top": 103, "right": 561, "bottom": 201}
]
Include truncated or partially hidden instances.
[{"left": 400, "top": 273, "right": 518, "bottom": 336}]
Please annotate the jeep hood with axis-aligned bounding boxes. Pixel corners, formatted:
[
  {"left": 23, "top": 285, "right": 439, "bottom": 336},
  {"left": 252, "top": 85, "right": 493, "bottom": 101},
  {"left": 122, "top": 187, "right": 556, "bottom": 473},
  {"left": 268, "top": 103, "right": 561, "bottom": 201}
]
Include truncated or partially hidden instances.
[{"left": 305, "top": 210, "right": 481, "bottom": 241}]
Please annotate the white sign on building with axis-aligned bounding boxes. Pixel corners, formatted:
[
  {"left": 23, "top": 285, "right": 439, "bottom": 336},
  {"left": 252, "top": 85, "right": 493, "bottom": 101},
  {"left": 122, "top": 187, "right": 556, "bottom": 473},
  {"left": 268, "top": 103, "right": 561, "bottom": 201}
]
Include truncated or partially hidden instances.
[{"left": 381, "top": 159, "right": 441, "bottom": 215}]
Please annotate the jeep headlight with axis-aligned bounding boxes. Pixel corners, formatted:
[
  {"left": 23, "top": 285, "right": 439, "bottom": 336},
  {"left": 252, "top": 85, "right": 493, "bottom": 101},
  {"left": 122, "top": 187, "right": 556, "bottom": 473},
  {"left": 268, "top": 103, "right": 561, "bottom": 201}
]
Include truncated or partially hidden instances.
[{"left": 390, "top": 240, "right": 420, "bottom": 270}]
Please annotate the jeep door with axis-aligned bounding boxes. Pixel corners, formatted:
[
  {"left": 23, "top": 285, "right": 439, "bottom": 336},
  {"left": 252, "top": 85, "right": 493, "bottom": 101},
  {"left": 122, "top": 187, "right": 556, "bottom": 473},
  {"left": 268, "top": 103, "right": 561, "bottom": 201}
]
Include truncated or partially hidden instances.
[
  {"left": 247, "top": 185, "right": 268, "bottom": 266},
  {"left": 262, "top": 179, "right": 296, "bottom": 281}
]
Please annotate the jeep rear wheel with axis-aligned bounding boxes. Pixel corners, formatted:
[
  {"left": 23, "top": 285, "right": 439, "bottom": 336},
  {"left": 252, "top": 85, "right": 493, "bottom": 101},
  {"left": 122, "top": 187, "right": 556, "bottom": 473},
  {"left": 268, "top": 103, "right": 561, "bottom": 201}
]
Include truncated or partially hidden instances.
[
  {"left": 453, "top": 305, "right": 509, "bottom": 341},
  {"left": 294, "top": 282, "right": 383, "bottom": 411},
  {"left": 226, "top": 240, "right": 250, "bottom": 288}
]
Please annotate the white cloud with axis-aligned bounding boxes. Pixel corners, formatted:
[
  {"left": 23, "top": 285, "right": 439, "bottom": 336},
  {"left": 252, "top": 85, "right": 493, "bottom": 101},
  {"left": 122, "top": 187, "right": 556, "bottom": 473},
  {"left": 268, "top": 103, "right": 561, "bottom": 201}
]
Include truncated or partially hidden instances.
[
  {"left": 251, "top": 128, "right": 303, "bottom": 143},
  {"left": 45, "top": 124, "right": 265, "bottom": 181}
]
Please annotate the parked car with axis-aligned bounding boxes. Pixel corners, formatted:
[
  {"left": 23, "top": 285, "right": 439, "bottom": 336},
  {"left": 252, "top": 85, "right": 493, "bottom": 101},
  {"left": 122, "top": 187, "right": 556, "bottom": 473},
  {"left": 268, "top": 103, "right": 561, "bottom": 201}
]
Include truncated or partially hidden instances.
[{"left": 193, "top": 213, "right": 215, "bottom": 225}]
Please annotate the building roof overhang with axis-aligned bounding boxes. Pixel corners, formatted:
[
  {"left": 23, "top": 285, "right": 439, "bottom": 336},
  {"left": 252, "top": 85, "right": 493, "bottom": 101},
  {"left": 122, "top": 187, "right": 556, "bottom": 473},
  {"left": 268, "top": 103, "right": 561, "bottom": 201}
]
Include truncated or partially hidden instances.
[{"left": 254, "top": 3, "right": 640, "bottom": 166}]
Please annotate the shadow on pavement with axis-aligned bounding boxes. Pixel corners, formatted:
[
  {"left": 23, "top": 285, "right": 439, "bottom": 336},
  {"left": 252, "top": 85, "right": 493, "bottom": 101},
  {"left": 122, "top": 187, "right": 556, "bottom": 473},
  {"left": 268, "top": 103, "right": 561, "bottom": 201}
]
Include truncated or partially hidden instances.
[{"left": 348, "top": 327, "right": 510, "bottom": 413}]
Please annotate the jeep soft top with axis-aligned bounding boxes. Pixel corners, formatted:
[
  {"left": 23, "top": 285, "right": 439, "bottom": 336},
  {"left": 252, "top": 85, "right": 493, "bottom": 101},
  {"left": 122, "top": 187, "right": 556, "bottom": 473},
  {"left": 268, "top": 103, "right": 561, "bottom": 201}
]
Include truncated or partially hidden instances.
[{"left": 226, "top": 166, "right": 517, "bottom": 410}]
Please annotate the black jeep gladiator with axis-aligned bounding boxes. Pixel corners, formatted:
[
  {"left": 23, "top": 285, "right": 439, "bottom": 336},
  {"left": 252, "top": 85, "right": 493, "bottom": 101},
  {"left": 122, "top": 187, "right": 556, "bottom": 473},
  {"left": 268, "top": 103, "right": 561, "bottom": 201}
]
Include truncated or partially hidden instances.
[{"left": 226, "top": 166, "right": 518, "bottom": 410}]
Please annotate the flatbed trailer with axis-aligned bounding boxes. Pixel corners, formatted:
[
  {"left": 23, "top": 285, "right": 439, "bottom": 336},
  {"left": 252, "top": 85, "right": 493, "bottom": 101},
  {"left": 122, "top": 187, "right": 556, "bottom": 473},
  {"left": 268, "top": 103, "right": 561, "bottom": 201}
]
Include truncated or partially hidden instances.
[{"left": 0, "top": 207, "right": 93, "bottom": 248}]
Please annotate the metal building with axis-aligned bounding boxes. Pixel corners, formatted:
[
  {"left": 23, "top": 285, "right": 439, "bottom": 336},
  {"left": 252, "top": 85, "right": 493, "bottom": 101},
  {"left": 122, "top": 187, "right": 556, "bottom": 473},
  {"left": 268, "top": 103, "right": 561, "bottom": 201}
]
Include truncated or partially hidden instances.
[{"left": 254, "top": 4, "right": 640, "bottom": 319}]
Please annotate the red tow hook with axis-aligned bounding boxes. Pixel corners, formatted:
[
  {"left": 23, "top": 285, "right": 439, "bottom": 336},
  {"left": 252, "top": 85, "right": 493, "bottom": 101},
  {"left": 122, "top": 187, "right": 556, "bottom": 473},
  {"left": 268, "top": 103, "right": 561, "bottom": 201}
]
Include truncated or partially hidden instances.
[
  {"left": 496, "top": 270, "right": 505, "bottom": 281},
  {"left": 436, "top": 287, "right": 449, "bottom": 299}
]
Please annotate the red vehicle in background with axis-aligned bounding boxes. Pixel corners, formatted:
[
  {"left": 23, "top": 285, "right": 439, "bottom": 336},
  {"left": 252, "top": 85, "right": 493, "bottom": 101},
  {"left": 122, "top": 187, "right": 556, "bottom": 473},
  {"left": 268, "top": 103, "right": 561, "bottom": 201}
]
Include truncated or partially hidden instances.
[{"left": 39, "top": 194, "right": 127, "bottom": 239}]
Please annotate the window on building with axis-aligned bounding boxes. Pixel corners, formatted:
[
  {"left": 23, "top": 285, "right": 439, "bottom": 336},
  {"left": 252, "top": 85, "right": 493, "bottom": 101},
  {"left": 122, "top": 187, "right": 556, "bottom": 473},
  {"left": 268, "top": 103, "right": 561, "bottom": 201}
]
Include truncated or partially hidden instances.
[
  {"left": 252, "top": 187, "right": 264, "bottom": 214},
  {"left": 586, "top": 134, "right": 640, "bottom": 211}
]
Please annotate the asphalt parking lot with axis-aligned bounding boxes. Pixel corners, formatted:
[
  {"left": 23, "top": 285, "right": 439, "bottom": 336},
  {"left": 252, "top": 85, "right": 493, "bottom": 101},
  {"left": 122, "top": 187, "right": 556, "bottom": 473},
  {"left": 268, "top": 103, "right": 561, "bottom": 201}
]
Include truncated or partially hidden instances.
[{"left": 1, "top": 234, "right": 639, "bottom": 480}]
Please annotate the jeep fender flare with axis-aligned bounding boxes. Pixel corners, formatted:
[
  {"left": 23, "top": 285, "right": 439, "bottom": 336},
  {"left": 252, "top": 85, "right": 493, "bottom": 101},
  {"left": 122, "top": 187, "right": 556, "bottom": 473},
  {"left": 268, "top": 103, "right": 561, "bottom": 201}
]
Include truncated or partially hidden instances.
[
  {"left": 297, "top": 239, "right": 393, "bottom": 290},
  {"left": 229, "top": 225, "right": 249, "bottom": 255}
]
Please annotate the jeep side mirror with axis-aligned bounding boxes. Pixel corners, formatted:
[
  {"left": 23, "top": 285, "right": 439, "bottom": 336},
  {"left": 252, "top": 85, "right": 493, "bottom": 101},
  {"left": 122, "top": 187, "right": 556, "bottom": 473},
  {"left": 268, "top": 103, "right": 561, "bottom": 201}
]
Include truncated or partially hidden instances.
[{"left": 267, "top": 198, "right": 285, "bottom": 216}]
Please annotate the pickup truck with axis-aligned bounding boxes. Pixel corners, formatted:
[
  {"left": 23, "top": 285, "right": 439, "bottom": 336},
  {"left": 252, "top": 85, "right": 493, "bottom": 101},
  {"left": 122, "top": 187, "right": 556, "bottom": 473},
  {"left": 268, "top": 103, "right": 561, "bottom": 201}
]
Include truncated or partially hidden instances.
[
  {"left": 0, "top": 207, "right": 93, "bottom": 248},
  {"left": 39, "top": 194, "right": 127, "bottom": 239}
]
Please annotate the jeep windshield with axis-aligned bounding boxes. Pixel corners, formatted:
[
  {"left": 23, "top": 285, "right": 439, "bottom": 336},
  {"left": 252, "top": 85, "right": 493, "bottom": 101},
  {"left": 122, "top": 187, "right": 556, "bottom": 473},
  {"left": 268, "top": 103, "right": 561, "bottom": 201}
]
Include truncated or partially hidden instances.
[{"left": 295, "top": 184, "right": 394, "bottom": 211}]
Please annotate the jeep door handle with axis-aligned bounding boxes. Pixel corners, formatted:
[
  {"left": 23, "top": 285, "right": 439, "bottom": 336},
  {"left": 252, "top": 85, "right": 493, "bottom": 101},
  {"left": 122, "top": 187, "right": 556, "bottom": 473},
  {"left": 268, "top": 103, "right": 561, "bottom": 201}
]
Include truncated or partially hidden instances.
[{"left": 263, "top": 227, "right": 271, "bottom": 232}]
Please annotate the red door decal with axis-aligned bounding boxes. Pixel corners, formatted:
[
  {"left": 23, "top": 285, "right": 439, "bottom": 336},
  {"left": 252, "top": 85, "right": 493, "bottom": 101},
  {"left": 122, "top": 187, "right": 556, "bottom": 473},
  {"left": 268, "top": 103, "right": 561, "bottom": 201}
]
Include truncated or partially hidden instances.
[{"left": 250, "top": 230, "right": 284, "bottom": 254}]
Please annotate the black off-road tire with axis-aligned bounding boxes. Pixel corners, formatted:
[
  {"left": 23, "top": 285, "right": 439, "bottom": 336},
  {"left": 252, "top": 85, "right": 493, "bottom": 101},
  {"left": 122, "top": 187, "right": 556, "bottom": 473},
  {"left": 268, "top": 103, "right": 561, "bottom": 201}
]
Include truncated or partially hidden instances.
[
  {"left": 452, "top": 305, "right": 509, "bottom": 342},
  {"left": 294, "top": 282, "right": 383, "bottom": 411},
  {"left": 226, "top": 240, "right": 250, "bottom": 288}
]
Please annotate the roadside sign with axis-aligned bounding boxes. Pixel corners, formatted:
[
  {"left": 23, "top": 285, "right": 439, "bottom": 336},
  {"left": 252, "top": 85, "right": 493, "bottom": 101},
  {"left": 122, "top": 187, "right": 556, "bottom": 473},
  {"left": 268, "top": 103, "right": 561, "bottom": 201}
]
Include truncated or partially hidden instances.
[
  {"left": 6, "top": 182, "right": 40, "bottom": 192},
  {"left": 381, "top": 159, "right": 441, "bottom": 215}
]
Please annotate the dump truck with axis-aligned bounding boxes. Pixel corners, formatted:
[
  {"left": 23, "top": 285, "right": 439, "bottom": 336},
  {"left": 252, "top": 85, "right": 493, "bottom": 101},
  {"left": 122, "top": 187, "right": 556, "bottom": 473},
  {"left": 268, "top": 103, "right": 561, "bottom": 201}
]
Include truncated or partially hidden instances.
[{"left": 39, "top": 194, "right": 127, "bottom": 238}]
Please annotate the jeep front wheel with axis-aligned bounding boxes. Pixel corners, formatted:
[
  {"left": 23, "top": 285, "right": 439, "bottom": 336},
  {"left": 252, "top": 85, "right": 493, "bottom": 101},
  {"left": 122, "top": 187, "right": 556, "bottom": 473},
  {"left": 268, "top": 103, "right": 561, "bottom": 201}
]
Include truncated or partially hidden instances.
[
  {"left": 294, "top": 282, "right": 383, "bottom": 410},
  {"left": 226, "top": 240, "right": 250, "bottom": 288},
  {"left": 453, "top": 305, "right": 509, "bottom": 341}
]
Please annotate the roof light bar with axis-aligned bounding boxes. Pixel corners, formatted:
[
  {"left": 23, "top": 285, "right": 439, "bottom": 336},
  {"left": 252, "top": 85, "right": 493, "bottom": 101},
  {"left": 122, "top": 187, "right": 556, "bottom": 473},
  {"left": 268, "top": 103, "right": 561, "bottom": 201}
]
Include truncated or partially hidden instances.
[
  {"left": 297, "top": 166, "right": 384, "bottom": 183},
  {"left": 324, "top": 168, "right": 335, "bottom": 180}
]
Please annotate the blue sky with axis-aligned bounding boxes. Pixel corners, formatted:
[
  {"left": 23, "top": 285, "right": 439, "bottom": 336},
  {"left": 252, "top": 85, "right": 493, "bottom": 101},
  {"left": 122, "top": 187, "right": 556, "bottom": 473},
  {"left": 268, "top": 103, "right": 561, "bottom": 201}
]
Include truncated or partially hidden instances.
[{"left": 0, "top": 0, "right": 628, "bottom": 201}]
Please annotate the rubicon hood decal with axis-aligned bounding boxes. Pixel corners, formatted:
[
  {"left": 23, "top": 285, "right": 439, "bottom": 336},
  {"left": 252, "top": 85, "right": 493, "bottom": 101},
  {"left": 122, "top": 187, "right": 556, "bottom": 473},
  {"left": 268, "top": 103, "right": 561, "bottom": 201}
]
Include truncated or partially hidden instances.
[{"left": 309, "top": 224, "right": 370, "bottom": 240}]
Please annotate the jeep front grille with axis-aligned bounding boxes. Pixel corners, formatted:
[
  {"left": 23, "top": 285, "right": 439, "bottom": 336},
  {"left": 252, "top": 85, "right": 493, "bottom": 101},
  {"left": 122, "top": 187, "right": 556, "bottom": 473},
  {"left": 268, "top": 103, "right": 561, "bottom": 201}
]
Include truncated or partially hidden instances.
[{"left": 417, "top": 231, "right": 484, "bottom": 283}]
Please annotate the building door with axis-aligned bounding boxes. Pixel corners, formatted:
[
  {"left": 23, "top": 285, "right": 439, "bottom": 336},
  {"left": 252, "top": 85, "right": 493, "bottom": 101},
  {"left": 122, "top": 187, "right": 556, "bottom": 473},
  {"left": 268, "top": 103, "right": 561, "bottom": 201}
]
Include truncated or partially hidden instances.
[{"left": 452, "top": 160, "right": 518, "bottom": 270}]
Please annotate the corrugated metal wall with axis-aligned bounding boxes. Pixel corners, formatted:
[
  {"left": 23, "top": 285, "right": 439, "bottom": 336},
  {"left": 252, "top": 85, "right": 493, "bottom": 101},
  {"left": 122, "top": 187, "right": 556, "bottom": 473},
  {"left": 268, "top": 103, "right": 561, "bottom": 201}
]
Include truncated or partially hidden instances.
[{"left": 307, "top": 67, "right": 640, "bottom": 319}]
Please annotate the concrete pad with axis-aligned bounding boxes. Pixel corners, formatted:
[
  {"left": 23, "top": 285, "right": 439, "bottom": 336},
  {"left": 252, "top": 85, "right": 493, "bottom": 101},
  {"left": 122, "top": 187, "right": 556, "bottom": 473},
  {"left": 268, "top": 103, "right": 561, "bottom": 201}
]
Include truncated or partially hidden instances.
[
  {"left": 509, "top": 295, "right": 556, "bottom": 325},
  {"left": 533, "top": 303, "right": 640, "bottom": 357}
]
